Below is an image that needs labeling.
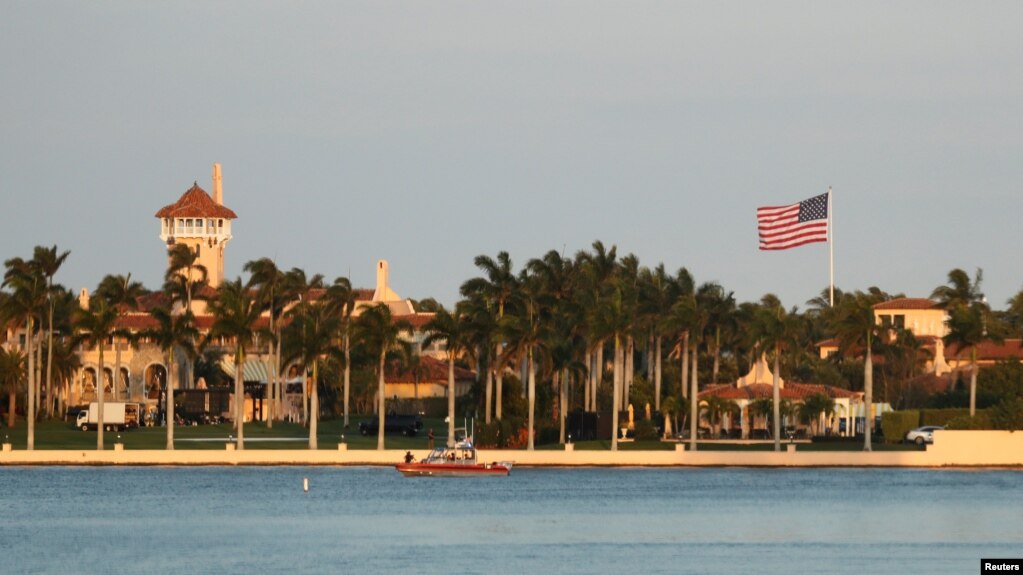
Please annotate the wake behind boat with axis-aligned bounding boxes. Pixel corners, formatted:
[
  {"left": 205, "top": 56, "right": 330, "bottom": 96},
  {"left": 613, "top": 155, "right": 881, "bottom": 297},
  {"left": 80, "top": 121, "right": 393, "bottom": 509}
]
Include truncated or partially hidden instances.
[{"left": 396, "top": 441, "right": 513, "bottom": 477}]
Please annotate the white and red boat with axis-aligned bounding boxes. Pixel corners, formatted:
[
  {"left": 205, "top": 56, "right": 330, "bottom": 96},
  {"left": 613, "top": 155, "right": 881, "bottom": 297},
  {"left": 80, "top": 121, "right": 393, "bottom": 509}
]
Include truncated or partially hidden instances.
[{"left": 396, "top": 441, "right": 513, "bottom": 477}]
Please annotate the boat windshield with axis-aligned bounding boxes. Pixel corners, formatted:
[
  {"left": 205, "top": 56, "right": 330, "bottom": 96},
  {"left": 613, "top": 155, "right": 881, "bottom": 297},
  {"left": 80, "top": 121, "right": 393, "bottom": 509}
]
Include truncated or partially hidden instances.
[{"left": 422, "top": 446, "right": 477, "bottom": 464}]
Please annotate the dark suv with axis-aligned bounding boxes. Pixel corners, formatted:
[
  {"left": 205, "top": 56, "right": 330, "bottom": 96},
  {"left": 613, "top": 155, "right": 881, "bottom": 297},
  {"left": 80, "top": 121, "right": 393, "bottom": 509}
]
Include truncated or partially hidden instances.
[{"left": 358, "top": 414, "right": 422, "bottom": 437}]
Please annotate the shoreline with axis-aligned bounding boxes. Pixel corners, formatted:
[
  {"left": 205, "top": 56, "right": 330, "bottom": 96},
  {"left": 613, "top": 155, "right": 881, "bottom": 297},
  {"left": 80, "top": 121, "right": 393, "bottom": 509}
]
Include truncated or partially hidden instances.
[{"left": 2, "top": 430, "right": 1021, "bottom": 468}]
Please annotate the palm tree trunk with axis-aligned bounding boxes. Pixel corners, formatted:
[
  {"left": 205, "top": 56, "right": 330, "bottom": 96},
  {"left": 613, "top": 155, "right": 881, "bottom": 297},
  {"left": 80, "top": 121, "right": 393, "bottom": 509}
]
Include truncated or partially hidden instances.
[
  {"left": 864, "top": 338, "right": 873, "bottom": 452},
  {"left": 689, "top": 344, "right": 698, "bottom": 452},
  {"left": 681, "top": 332, "right": 689, "bottom": 400},
  {"left": 276, "top": 332, "right": 284, "bottom": 423},
  {"left": 343, "top": 333, "right": 351, "bottom": 428},
  {"left": 594, "top": 343, "right": 604, "bottom": 412},
  {"left": 611, "top": 335, "right": 621, "bottom": 452},
  {"left": 969, "top": 349, "right": 978, "bottom": 417},
  {"left": 309, "top": 361, "right": 318, "bottom": 449},
  {"left": 484, "top": 365, "right": 493, "bottom": 425},
  {"left": 772, "top": 343, "right": 781, "bottom": 452},
  {"left": 45, "top": 303, "right": 55, "bottom": 418},
  {"left": 265, "top": 353, "right": 274, "bottom": 429},
  {"left": 166, "top": 350, "right": 175, "bottom": 450},
  {"left": 377, "top": 350, "right": 386, "bottom": 450},
  {"left": 624, "top": 335, "right": 634, "bottom": 409},
  {"left": 113, "top": 341, "right": 121, "bottom": 402},
  {"left": 582, "top": 349, "right": 591, "bottom": 412},
  {"left": 6, "top": 390, "right": 15, "bottom": 429},
  {"left": 26, "top": 319, "right": 35, "bottom": 450},
  {"left": 654, "top": 336, "right": 662, "bottom": 411},
  {"left": 527, "top": 347, "right": 536, "bottom": 451},
  {"left": 96, "top": 343, "right": 104, "bottom": 450},
  {"left": 447, "top": 356, "right": 455, "bottom": 448},
  {"left": 235, "top": 352, "right": 245, "bottom": 450},
  {"left": 712, "top": 327, "right": 721, "bottom": 384},
  {"left": 495, "top": 352, "right": 504, "bottom": 421},
  {"left": 558, "top": 369, "right": 566, "bottom": 444}
]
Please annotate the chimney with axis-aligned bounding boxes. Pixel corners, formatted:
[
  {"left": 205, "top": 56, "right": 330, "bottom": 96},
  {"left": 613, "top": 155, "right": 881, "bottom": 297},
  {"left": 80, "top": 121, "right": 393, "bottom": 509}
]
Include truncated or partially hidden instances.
[
  {"left": 374, "top": 260, "right": 389, "bottom": 301},
  {"left": 212, "top": 163, "right": 223, "bottom": 205}
]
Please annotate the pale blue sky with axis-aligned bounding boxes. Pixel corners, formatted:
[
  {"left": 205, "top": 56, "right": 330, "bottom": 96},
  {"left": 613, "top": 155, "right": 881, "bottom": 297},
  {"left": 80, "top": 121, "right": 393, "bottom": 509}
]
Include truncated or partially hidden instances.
[{"left": 2, "top": 1, "right": 1021, "bottom": 309}]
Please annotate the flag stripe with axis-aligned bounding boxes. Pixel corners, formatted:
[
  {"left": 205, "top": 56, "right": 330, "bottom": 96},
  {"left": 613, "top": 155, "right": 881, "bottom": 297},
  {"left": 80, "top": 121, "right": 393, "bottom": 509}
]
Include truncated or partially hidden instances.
[{"left": 756, "top": 193, "right": 829, "bottom": 251}]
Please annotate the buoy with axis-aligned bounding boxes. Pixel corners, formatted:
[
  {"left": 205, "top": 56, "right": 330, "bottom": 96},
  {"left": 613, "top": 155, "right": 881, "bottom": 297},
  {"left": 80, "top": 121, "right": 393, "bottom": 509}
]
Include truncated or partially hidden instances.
[{"left": 303, "top": 477, "right": 309, "bottom": 492}]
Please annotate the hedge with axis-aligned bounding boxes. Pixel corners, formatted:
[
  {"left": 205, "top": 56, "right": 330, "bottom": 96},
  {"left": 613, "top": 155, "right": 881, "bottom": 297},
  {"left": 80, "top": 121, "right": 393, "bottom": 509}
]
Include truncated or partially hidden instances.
[
  {"left": 881, "top": 410, "right": 920, "bottom": 443},
  {"left": 945, "top": 411, "right": 993, "bottom": 430},
  {"left": 920, "top": 408, "right": 973, "bottom": 426}
]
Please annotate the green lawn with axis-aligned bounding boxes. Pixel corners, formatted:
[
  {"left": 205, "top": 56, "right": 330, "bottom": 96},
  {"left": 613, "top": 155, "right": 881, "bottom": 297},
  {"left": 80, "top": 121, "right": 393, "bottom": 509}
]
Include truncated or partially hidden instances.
[{"left": 0, "top": 418, "right": 923, "bottom": 452}]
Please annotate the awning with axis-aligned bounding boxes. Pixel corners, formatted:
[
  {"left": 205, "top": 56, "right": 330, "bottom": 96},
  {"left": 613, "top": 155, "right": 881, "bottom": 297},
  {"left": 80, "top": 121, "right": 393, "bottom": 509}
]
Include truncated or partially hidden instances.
[
  {"left": 220, "top": 359, "right": 271, "bottom": 383},
  {"left": 219, "top": 359, "right": 305, "bottom": 385}
]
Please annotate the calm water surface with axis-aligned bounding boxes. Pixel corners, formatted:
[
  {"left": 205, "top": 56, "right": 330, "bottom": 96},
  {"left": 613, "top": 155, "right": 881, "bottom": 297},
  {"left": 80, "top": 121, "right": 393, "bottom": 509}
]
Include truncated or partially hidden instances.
[{"left": 1, "top": 466, "right": 1021, "bottom": 574}]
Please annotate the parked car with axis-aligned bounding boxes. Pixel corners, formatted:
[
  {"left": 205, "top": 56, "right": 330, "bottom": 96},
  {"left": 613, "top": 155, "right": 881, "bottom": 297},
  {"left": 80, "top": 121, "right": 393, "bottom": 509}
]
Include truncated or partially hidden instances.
[{"left": 905, "top": 425, "right": 944, "bottom": 445}]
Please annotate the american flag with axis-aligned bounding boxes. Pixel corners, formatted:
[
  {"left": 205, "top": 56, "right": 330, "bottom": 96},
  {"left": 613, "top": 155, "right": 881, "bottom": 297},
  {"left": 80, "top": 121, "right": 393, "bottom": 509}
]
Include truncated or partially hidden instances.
[{"left": 757, "top": 193, "right": 829, "bottom": 250}]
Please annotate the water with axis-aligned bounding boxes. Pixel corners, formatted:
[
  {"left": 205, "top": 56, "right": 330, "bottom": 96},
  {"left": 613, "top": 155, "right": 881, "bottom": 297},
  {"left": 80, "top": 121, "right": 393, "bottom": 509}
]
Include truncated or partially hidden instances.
[{"left": 1, "top": 466, "right": 1021, "bottom": 574}]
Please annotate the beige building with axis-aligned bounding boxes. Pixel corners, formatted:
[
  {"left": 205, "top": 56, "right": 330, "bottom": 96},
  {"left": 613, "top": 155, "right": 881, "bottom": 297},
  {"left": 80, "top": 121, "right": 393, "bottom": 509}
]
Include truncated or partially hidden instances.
[
  {"left": 67, "top": 164, "right": 461, "bottom": 419},
  {"left": 817, "top": 297, "right": 1021, "bottom": 376}
]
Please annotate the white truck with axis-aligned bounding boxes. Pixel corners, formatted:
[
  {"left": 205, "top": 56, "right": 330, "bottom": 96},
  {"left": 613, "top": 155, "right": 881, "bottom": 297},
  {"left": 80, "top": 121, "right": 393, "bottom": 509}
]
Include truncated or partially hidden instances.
[{"left": 76, "top": 402, "right": 142, "bottom": 432}]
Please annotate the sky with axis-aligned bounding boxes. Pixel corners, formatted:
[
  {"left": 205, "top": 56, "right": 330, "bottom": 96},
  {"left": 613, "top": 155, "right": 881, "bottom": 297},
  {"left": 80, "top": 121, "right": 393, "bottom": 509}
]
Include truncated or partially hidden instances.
[{"left": 2, "top": 1, "right": 1021, "bottom": 311}]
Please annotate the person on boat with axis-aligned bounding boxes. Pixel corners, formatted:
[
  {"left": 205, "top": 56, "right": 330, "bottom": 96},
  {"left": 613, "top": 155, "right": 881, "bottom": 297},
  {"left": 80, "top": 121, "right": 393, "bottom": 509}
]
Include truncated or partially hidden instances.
[
  {"left": 403, "top": 451, "right": 415, "bottom": 464},
  {"left": 427, "top": 428, "right": 435, "bottom": 449}
]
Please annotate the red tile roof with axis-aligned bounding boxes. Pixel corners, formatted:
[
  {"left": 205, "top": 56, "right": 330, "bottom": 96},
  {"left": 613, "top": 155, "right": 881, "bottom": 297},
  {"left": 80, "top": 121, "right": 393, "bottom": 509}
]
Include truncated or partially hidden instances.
[
  {"left": 944, "top": 339, "right": 1023, "bottom": 361},
  {"left": 155, "top": 183, "right": 237, "bottom": 219},
  {"left": 385, "top": 355, "right": 475, "bottom": 383},
  {"left": 699, "top": 382, "right": 860, "bottom": 401},
  {"left": 399, "top": 313, "right": 436, "bottom": 330},
  {"left": 873, "top": 298, "right": 941, "bottom": 311}
]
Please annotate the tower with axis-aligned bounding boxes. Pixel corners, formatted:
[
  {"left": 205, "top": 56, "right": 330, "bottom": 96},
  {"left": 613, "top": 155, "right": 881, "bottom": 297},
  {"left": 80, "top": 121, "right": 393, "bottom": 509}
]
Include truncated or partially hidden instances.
[{"left": 155, "top": 163, "right": 237, "bottom": 288}]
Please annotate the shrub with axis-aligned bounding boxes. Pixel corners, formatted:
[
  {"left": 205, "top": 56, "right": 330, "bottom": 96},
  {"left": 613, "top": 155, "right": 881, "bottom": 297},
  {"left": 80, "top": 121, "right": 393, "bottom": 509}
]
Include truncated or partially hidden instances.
[
  {"left": 535, "top": 425, "right": 561, "bottom": 446},
  {"left": 991, "top": 398, "right": 1023, "bottom": 430},
  {"left": 633, "top": 419, "right": 660, "bottom": 440},
  {"left": 945, "top": 412, "right": 993, "bottom": 430},
  {"left": 881, "top": 410, "right": 920, "bottom": 443},
  {"left": 921, "top": 408, "right": 972, "bottom": 426}
]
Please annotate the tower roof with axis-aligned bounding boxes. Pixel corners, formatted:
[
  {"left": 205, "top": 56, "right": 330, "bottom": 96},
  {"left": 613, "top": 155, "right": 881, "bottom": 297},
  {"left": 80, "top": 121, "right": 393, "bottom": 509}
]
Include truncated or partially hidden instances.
[{"left": 155, "top": 183, "right": 237, "bottom": 219}]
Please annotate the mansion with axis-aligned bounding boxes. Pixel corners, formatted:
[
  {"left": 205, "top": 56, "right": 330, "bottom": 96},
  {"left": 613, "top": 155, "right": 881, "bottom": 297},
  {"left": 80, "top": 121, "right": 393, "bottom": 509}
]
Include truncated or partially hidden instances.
[{"left": 8, "top": 164, "right": 469, "bottom": 422}]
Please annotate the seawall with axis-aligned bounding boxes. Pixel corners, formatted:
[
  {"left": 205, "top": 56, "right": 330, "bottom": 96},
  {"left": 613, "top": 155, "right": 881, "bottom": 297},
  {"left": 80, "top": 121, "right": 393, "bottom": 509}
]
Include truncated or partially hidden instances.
[{"left": 0, "top": 430, "right": 1020, "bottom": 467}]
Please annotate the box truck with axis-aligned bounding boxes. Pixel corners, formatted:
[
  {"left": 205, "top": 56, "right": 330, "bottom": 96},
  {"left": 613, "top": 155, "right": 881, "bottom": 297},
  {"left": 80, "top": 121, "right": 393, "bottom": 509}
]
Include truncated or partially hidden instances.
[{"left": 75, "top": 402, "right": 142, "bottom": 431}]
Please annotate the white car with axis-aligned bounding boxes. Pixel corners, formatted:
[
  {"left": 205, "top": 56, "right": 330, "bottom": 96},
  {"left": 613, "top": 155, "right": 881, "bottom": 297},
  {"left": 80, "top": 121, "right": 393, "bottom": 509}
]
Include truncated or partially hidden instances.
[{"left": 905, "top": 425, "right": 944, "bottom": 445}]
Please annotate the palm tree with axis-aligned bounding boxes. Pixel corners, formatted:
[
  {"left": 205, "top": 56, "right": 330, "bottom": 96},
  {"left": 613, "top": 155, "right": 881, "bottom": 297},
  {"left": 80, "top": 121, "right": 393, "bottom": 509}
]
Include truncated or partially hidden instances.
[
  {"left": 165, "top": 244, "right": 208, "bottom": 312},
  {"left": 244, "top": 257, "right": 283, "bottom": 427},
  {"left": 353, "top": 303, "right": 411, "bottom": 450},
  {"left": 944, "top": 302, "right": 998, "bottom": 417},
  {"left": 73, "top": 297, "right": 123, "bottom": 450},
  {"left": 460, "top": 251, "right": 517, "bottom": 421},
  {"left": 799, "top": 393, "right": 836, "bottom": 436},
  {"left": 589, "top": 280, "right": 632, "bottom": 451},
  {"left": 423, "top": 306, "right": 471, "bottom": 448},
  {"left": 207, "top": 278, "right": 262, "bottom": 450},
  {"left": 323, "top": 277, "right": 358, "bottom": 428},
  {"left": 144, "top": 306, "right": 198, "bottom": 449},
  {"left": 834, "top": 290, "right": 887, "bottom": 451},
  {"left": 931, "top": 268, "right": 984, "bottom": 311},
  {"left": 750, "top": 398, "right": 774, "bottom": 438},
  {"left": 31, "top": 245, "right": 70, "bottom": 418},
  {"left": 0, "top": 347, "right": 25, "bottom": 429},
  {"left": 702, "top": 395, "right": 739, "bottom": 437},
  {"left": 95, "top": 273, "right": 145, "bottom": 401},
  {"left": 2, "top": 257, "right": 46, "bottom": 449},
  {"left": 165, "top": 244, "right": 209, "bottom": 392},
  {"left": 751, "top": 295, "right": 802, "bottom": 452},
  {"left": 281, "top": 268, "right": 324, "bottom": 424},
  {"left": 282, "top": 300, "right": 339, "bottom": 449}
]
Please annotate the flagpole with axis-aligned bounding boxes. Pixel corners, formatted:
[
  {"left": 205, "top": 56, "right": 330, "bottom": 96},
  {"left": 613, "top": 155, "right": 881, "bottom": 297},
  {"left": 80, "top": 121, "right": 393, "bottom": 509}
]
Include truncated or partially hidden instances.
[{"left": 828, "top": 186, "right": 834, "bottom": 307}]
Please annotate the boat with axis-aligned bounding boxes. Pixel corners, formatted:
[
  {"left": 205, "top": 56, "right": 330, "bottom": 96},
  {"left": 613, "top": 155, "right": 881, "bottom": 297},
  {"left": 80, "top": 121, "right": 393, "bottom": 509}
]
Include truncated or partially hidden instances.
[{"left": 396, "top": 441, "right": 513, "bottom": 477}]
